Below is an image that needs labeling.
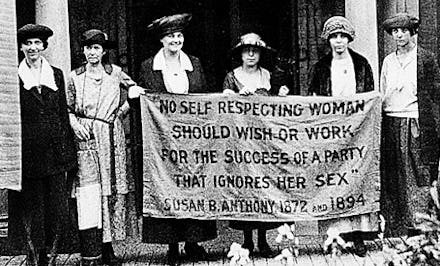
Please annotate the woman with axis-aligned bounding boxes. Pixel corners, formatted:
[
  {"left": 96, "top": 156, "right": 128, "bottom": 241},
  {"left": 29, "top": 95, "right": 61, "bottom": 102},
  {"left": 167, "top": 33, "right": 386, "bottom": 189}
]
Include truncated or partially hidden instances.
[
  {"left": 380, "top": 13, "right": 440, "bottom": 237},
  {"left": 223, "top": 32, "right": 289, "bottom": 97},
  {"left": 10, "top": 24, "right": 78, "bottom": 266},
  {"left": 138, "top": 13, "right": 216, "bottom": 264},
  {"left": 222, "top": 33, "right": 287, "bottom": 258},
  {"left": 308, "top": 16, "right": 376, "bottom": 257},
  {"left": 67, "top": 29, "right": 143, "bottom": 266}
]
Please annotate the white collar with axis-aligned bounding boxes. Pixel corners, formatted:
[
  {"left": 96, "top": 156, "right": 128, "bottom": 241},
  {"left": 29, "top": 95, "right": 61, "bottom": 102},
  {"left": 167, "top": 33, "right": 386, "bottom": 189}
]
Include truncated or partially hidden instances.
[
  {"left": 18, "top": 57, "right": 58, "bottom": 91},
  {"left": 152, "top": 48, "right": 193, "bottom": 72}
]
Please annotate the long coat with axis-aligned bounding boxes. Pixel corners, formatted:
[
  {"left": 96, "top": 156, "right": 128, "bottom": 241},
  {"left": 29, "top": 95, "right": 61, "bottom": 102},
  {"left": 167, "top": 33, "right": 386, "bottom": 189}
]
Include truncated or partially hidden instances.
[
  {"left": 8, "top": 65, "right": 78, "bottom": 254},
  {"left": 137, "top": 54, "right": 217, "bottom": 244}
]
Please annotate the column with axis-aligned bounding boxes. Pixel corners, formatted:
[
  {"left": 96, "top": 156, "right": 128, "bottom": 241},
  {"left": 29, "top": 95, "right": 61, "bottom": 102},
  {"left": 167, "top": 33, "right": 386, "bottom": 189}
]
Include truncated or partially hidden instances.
[
  {"left": 35, "top": 0, "right": 71, "bottom": 80},
  {"left": 345, "top": 0, "right": 380, "bottom": 90}
]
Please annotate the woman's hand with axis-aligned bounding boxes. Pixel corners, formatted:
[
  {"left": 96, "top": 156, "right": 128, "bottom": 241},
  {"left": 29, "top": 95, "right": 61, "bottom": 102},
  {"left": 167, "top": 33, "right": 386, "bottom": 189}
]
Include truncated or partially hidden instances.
[
  {"left": 128, "top": 85, "right": 147, "bottom": 99},
  {"left": 69, "top": 115, "right": 90, "bottom": 141},
  {"left": 239, "top": 86, "right": 253, "bottom": 95},
  {"left": 278, "top": 85, "right": 290, "bottom": 96}
]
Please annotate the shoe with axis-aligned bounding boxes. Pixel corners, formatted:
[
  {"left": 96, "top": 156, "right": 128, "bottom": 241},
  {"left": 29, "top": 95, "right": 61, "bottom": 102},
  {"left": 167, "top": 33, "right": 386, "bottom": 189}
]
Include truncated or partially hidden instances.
[
  {"left": 167, "top": 243, "right": 179, "bottom": 265},
  {"left": 102, "top": 243, "right": 121, "bottom": 266},
  {"left": 352, "top": 240, "right": 367, "bottom": 257},
  {"left": 184, "top": 242, "right": 208, "bottom": 260},
  {"left": 258, "top": 243, "right": 276, "bottom": 258}
]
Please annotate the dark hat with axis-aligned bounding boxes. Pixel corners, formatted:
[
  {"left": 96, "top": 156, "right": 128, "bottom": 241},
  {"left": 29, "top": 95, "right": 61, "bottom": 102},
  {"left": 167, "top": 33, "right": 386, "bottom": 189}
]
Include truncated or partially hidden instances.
[
  {"left": 383, "top": 13, "right": 419, "bottom": 34},
  {"left": 321, "top": 16, "right": 355, "bottom": 41},
  {"left": 147, "top": 13, "right": 192, "bottom": 38},
  {"left": 232, "top": 33, "right": 276, "bottom": 54},
  {"left": 80, "top": 29, "right": 115, "bottom": 48},
  {"left": 17, "top": 24, "right": 53, "bottom": 43}
]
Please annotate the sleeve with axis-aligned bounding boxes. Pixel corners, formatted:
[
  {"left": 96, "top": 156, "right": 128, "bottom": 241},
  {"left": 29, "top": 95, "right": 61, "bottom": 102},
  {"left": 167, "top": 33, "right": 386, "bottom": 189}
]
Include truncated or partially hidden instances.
[
  {"left": 364, "top": 59, "right": 375, "bottom": 92},
  {"left": 379, "top": 58, "right": 388, "bottom": 99},
  {"left": 222, "top": 72, "right": 237, "bottom": 93},
  {"left": 119, "top": 69, "right": 137, "bottom": 90},
  {"left": 192, "top": 57, "right": 208, "bottom": 93},
  {"left": 55, "top": 68, "right": 73, "bottom": 127}
]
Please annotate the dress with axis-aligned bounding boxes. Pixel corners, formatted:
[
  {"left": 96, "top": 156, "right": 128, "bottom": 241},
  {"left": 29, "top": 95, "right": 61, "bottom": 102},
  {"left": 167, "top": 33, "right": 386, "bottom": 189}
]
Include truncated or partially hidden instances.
[
  {"left": 67, "top": 64, "right": 138, "bottom": 255},
  {"left": 307, "top": 49, "right": 378, "bottom": 238},
  {"left": 138, "top": 49, "right": 217, "bottom": 244},
  {"left": 380, "top": 46, "right": 440, "bottom": 236},
  {"left": 8, "top": 57, "right": 79, "bottom": 254}
]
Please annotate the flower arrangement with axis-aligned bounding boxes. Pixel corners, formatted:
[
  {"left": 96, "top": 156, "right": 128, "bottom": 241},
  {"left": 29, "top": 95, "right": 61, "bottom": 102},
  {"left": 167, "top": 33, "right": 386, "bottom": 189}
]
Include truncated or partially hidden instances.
[
  {"left": 323, "top": 227, "right": 350, "bottom": 258},
  {"left": 227, "top": 242, "right": 251, "bottom": 266},
  {"left": 274, "top": 223, "right": 300, "bottom": 265}
]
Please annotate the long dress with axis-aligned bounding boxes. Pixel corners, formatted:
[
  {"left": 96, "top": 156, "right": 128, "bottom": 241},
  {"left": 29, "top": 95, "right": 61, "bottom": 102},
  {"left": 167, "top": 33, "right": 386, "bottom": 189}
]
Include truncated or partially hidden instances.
[
  {"left": 8, "top": 57, "right": 79, "bottom": 255},
  {"left": 67, "top": 64, "right": 138, "bottom": 256},
  {"left": 308, "top": 49, "right": 378, "bottom": 238},
  {"left": 380, "top": 46, "right": 440, "bottom": 236},
  {"left": 138, "top": 49, "right": 217, "bottom": 244}
]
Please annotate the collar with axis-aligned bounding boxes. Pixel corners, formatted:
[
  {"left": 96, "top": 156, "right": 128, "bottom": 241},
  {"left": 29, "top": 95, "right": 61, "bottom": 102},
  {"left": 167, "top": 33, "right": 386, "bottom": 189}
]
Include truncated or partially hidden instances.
[
  {"left": 75, "top": 63, "right": 113, "bottom": 75},
  {"left": 152, "top": 48, "right": 193, "bottom": 72},
  {"left": 393, "top": 44, "right": 417, "bottom": 68},
  {"left": 18, "top": 57, "right": 58, "bottom": 91}
]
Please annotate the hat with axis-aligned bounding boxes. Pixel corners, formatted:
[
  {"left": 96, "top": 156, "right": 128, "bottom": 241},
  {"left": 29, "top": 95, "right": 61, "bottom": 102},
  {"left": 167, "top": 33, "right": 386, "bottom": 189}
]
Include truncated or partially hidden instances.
[
  {"left": 321, "top": 16, "right": 355, "bottom": 41},
  {"left": 17, "top": 24, "right": 53, "bottom": 43},
  {"left": 147, "top": 13, "right": 192, "bottom": 38},
  {"left": 383, "top": 13, "right": 420, "bottom": 35},
  {"left": 80, "top": 29, "right": 115, "bottom": 48},
  {"left": 232, "top": 33, "right": 275, "bottom": 54}
]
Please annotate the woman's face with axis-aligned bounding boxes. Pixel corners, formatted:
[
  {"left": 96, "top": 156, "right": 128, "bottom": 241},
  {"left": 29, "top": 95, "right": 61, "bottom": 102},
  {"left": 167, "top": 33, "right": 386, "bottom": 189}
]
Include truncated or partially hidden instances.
[
  {"left": 241, "top": 46, "right": 261, "bottom": 67},
  {"left": 83, "top": 44, "right": 105, "bottom": 65},
  {"left": 21, "top": 38, "right": 44, "bottom": 62},
  {"left": 329, "top": 33, "right": 349, "bottom": 55},
  {"left": 160, "top": 32, "right": 184, "bottom": 53},
  {"left": 391, "top": 28, "right": 413, "bottom": 48}
]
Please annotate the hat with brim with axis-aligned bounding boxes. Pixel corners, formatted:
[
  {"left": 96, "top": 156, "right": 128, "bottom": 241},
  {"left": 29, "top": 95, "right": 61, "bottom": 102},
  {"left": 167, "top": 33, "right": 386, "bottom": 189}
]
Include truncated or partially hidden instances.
[
  {"left": 17, "top": 24, "right": 53, "bottom": 43},
  {"left": 383, "top": 13, "right": 419, "bottom": 35},
  {"left": 321, "top": 16, "right": 355, "bottom": 42},
  {"left": 147, "top": 13, "right": 192, "bottom": 38},
  {"left": 232, "top": 33, "right": 276, "bottom": 56},
  {"left": 80, "top": 29, "right": 116, "bottom": 49}
]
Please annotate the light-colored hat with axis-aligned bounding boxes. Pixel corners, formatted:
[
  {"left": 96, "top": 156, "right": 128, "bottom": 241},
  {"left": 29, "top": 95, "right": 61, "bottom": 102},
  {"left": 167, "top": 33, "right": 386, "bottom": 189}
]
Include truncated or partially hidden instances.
[
  {"left": 383, "top": 13, "right": 419, "bottom": 35},
  {"left": 321, "top": 16, "right": 355, "bottom": 41},
  {"left": 147, "top": 13, "right": 192, "bottom": 38},
  {"left": 232, "top": 33, "right": 275, "bottom": 53}
]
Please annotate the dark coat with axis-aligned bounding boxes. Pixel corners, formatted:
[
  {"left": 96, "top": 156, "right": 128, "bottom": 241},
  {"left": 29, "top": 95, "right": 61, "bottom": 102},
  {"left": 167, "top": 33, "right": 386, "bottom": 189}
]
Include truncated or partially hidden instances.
[
  {"left": 20, "top": 66, "right": 77, "bottom": 179},
  {"left": 308, "top": 48, "right": 374, "bottom": 96},
  {"left": 415, "top": 47, "right": 440, "bottom": 174},
  {"left": 138, "top": 54, "right": 207, "bottom": 93}
]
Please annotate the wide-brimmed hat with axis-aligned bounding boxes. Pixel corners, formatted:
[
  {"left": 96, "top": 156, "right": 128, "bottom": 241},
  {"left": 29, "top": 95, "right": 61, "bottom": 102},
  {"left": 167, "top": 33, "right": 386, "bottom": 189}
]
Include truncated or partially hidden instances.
[
  {"left": 232, "top": 33, "right": 276, "bottom": 55},
  {"left": 80, "top": 29, "right": 116, "bottom": 49},
  {"left": 147, "top": 13, "right": 192, "bottom": 38},
  {"left": 17, "top": 24, "right": 53, "bottom": 44},
  {"left": 383, "top": 13, "right": 420, "bottom": 35},
  {"left": 321, "top": 16, "right": 355, "bottom": 41}
]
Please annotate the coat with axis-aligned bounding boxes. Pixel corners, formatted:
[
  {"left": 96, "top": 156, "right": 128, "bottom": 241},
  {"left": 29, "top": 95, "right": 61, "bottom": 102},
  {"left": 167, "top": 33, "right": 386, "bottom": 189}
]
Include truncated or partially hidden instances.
[
  {"left": 308, "top": 48, "right": 374, "bottom": 95},
  {"left": 20, "top": 66, "right": 77, "bottom": 179}
]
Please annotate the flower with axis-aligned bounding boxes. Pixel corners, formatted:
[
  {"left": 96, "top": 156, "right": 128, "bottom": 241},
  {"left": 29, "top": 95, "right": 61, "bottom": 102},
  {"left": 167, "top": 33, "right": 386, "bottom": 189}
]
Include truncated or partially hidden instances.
[
  {"left": 323, "top": 228, "right": 348, "bottom": 257},
  {"left": 276, "top": 223, "right": 295, "bottom": 243},
  {"left": 228, "top": 242, "right": 251, "bottom": 266},
  {"left": 274, "top": 248, "right": 295, "bottom": 266}
]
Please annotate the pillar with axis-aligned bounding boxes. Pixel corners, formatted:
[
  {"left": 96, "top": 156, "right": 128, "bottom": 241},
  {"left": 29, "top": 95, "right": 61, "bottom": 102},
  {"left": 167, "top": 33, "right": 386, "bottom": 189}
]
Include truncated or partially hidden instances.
[
  {"left": 35, "top": 0, "right": 71, "bottom": 80},
  {"left": 345, "top": 0, "right": 380, "bottom": 90}
]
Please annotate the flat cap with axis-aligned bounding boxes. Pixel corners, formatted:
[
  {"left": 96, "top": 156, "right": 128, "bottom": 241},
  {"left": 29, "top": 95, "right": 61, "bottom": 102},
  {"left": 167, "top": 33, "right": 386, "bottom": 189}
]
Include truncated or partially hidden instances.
[
  {"left": 147, "top": 13, "right": 192, "bottom": 38},
  {"left": 321, "top": 16, "right": 355, "bottom": 41},
  {"left": 17, "top": 24, "right": 53, "bottom": 43},
  {"left": 383, "top": 13, "right": 419, "bottom": 34}
]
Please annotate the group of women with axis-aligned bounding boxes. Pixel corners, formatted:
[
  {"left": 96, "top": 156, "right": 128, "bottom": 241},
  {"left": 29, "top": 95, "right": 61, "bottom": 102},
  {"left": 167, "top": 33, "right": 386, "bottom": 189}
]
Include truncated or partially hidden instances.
[{"left": 10, "top": 10, "right": 440, "bottom": 266}]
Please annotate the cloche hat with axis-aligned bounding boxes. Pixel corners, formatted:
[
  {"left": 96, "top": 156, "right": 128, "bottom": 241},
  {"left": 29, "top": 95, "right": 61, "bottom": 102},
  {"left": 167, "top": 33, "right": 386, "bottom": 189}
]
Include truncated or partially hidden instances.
[
  {"left": 321, "top": 16, "right": 355, "bottom": 41},
  {"left": 147, "top": 13, "right": 192, "bottom": 38},
  {"left": 18, "top": 24, "right": 53, "bottom": 44},
  {"left": 383, "top": 13, "right": 420, "bottom": 35}
]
